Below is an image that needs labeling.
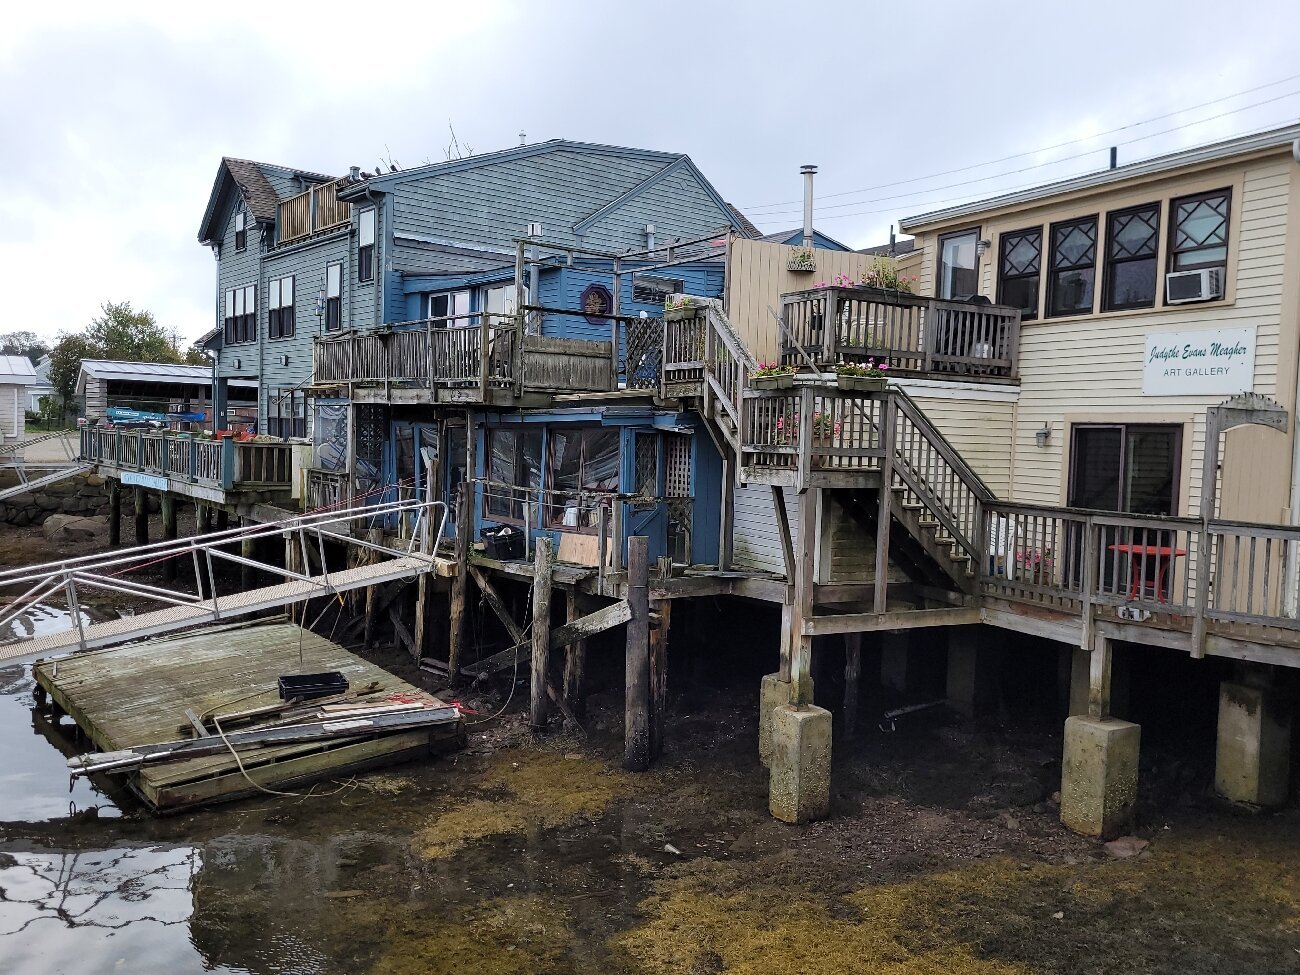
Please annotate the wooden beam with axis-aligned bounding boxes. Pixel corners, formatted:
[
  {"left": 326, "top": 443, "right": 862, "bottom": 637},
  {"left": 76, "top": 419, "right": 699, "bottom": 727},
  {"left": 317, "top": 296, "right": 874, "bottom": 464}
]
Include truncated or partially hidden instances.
[
  {"left": 468, "top": 565, "right": 526, "bottom": 645},
  {"left": 649, "top": 598, "right": 671, "bottom": 759},
  {"left": 447, "top": 487, "right": 471, "bottom": 683},
  {"left": 772, "top": 485, "right": 795, "bottom": 580},
  {"left": 802, "top": 606, "right": 981, "bottom": 636},
  {"left": 550, "top": 599, "right": 632, "bottom": 648},
  {"left": 563, "top": 590, "right": 587, "bottom": 718},
  {"left": 624, "top": 535, "right": 651, "bottom": 771},
  {"left": 388, "top": 604, "right": 416, "bottom": 656},
  {"left": 530, "top": 535, "right": 555, "bottom": 730}
]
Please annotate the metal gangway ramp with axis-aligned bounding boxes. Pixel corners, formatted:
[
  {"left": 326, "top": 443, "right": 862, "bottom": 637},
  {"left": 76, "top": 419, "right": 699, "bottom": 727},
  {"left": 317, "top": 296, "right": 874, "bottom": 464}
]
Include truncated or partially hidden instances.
[
  {"left": 0, "top": 497, "right": 447, "bottom": 665},
  {"left": 0, "top": 431, "right": 90, "bottom": 502}
]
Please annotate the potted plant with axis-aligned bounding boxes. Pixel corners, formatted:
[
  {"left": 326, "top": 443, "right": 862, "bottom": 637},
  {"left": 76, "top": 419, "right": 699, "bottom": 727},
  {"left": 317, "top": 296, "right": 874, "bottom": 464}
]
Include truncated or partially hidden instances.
[
  {"left": 664, "top": 296, "right": 697, "bottom": 321},
  {"left": 859, "top": 257, "right": 918, "bottom": 294},
  {"left": 835, "top": 360, "right": 889, "bottom": 391},
  {"left": 752, "top": 361, "right": 797, "bottom": 390},
  {"left": 787, "top": 247, "right": 816, "bottom": 273}
]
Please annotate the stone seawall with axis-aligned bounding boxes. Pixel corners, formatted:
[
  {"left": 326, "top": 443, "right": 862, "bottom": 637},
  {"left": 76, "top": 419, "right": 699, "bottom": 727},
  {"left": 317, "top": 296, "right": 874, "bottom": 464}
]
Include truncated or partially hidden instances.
[{"left": 0, "top": 473, "right": 154, "bottom": 528}]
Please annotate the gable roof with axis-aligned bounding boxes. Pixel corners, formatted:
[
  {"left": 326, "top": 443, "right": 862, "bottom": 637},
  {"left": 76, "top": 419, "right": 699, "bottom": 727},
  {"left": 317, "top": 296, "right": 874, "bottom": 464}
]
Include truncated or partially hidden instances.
[
  {"left": 336, "top": 139, "right": 749, "bottom": 236},
  {"left": 0, "top": 355, "right": 36, "bottom": 386},
  {"left": 75, "top": 360, "right": 253, "bottom": 396},
  {"left": 900, "top": 121, "right": 1300, "bottom": 233},
  {"left": 760, "top": 228, "right": 854, "bottom": 251},
  {"left": 727, "top": 205, "right": 762, "bottom": 239},
  {"left": 859, "top": 238, "right": 917, "bottom": 257},
  {"left": 197, "top": 157, "right": 339, "bottom": 245}
]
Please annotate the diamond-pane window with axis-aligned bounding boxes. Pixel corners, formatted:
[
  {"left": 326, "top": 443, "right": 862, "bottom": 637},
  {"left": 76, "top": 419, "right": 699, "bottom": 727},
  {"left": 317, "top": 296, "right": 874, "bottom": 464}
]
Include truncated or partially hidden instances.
[
  {"left": 1047, "top": 217, "right": 1097, "bottom": 317},
  {"left": 1170, "top": 189, "right": 1230, "bottom": 273},
  {"left": 997, "top": 228, "right": 1041, "bottom": 320},
  {"left": 1104, "top": 204, "right": 1159, "bottom": 311}
]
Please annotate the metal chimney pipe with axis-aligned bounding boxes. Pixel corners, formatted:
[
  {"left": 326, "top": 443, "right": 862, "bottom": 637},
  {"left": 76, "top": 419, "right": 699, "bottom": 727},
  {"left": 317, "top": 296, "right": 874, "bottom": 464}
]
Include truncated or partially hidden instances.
[
  {"left": 800, "top": 165, "right": 817, "bottom": 246},
  {"left": 1109, "top": 146, "right": 1118, "bottom": 169}
]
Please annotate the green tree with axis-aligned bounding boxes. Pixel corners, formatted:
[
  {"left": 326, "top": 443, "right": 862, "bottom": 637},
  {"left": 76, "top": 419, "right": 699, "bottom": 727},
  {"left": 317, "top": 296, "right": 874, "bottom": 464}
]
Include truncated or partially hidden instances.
[
  {"left": 0, "top": 330, "right": 50, "bottom": 364},
  {"left": 48, "top": 301, "right": 189, "bottom": 411}
]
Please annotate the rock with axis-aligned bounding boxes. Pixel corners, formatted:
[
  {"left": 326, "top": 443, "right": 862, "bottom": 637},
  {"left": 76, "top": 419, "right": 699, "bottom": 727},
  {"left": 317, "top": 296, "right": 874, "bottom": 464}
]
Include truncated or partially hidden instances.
[
  {"left": 45, "top": 481, "right": 78, "bottom": 497},
  {"left": 1102, "top": 836, "right": 1149, "bottom": 859},
  {"left": 12, "top": 510, "right": 30, "bottom": 527},
  {"left": 8, "top": 493, "right": 34, "bottom": 508},
  {"left": 42, "top": 513, "right": 108, "bottom": 543},
  {"left": 85, "top": 473, "right": 106, "bottom": 488},
  {"left": 1048, "top": 791, "right": 1061, "bottom": 806},
  {"left": 35, "top": 495, "right": 61, "bottom": 511},
  {"left": 1052, "top": 911, "right": 1065, "bottom": 920}
]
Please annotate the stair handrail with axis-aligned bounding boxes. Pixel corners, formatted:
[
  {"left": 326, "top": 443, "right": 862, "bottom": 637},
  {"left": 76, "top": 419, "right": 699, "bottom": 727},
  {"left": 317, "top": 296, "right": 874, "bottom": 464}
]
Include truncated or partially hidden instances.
[
  {"left": 891, "top": 386, "right": 997, "bottom": 503},
  {"left": 768, "top": 305, "right": 819, "bottom": 373}
]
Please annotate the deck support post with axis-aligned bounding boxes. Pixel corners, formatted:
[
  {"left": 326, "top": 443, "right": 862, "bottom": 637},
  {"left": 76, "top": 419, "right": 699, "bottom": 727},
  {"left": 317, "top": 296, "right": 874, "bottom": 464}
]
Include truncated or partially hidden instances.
[
  {"left": 133, "top": 487, "right": 148, "bottom": 546},
  {"left": 160, "top": 494, "right": 178, "bottom": 584},
  {"left": 946, "top": 626, "right": 997, "bottom": 716},
  {"left": 367, "top": 527, "right": 386, "bottom": 654},
  {"left": 624, "top": 535, "right": 651, "bottom": 771},
  {"left": 880, "top": 631, "right": 909, "bottom": 694},
  {"left": 199, "top": 503, "right": 213, "bottom": 534},
  {"left": 447, "top": 487, "right": 471, "bottom": 683},
  {"left": 649, "top": 597, "right": 671, "bottom": 759},
  {"left": 1060, "top": 636, "right": 1140, "bottom": 838},
  {"left": 240, "top": 524, "right": 255, "bottom": 591},
  {"left": 108, "top": 479, "right": 121, "bottom": 547},
  {"left": 843, "top": 632, "right": 862, "bottom": 736},
  {"left": 529, "top": 535, "right": 555, "bottom": 730},
  {"left": 1215, "top": 667, "right": 1292, "bottom": 809},
  {"left": 563, "top": 590, "right": 587, "bottom": 719},
  {"left": 215, "top": 508, "right": 229, "bottom": 532}
]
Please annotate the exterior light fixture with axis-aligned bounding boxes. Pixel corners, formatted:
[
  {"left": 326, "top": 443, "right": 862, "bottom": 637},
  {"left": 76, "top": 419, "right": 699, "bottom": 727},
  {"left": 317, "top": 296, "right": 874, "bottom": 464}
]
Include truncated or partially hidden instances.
[
  {"left": 976, "top": 239, "right": 992, "bottom": 257},
  {"left": 1035, "top": 422, "right": 1051, "bottom": 448}
]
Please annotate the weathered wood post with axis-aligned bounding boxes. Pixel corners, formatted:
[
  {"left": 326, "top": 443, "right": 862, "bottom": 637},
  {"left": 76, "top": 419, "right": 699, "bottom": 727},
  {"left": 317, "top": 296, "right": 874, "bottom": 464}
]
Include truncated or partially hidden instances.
[
  {"left": 447, "top": 488, "right": 471, "bottom": 682},
  {"left": 843, "top": 632, "right": 862, "bottom": 736},
  {"left": 133, "top": 487, "right": 149, "bottom": 546},
  {"left": 215, "top": 508, "right": 229, "bottom": 532},
  {"left": 624, "top": 535, "right": 651, "bottom": 771},
  {"left": 366, "top": 526, "right": 385, "bottom": 653},
  {"left": 563, "top": 590, "right": 587, "bottom": 719},
  {"left": 240, "top": 520, "right": 256, "bottom": 591},
  {"left": 160, "top": 494, "right": 178, "bottom": 584},
  {"left": 199, "top": 503, "right": 214, "bottom": 534},
  {"left": 529, "top": 535, "right": 555, "bottom": 730},
  {"left": 107, "top": 479, "right": 121, "bottom": 547},
  {"left": 649, "top": 597, "right": 672, "bottom": 759}
]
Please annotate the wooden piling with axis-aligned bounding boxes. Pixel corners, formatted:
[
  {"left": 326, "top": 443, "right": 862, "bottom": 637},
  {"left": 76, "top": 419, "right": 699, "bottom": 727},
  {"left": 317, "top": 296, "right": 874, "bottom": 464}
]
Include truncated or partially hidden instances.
[
  {"left": 108, "top": 479, "right": 121, "bottom": 547},
  {"left": 240, "top": 523, "right": 255, "bottom": 591},
  {"left": 843, "top": 632, "right": 862, "bottom": 737},
  {"left": 529, "top": 535, "right": 555, "bottom": 730},
  {"left": 160, "top": 494, "right": 178, "bottom": 584},
  {"left": 624, "top": 535, "right": 651, "bottom": 771},
  {"left": 447, "top": 488, "right": 470, "bottom": 683},
  {"left": 649, "top": 597, "right": 671, "bottom": 759},
  {"left": 199, "top": 504, "right": 214, "bottom": 534},
  {"left": 133, "top": 488, "right": 148, "bottom": 546},
  {"left": 215, "top": 508, "right": 229, "bottom": 532},
  {"left": 563, "top": 590, "right": 587, "bottom": 719}
]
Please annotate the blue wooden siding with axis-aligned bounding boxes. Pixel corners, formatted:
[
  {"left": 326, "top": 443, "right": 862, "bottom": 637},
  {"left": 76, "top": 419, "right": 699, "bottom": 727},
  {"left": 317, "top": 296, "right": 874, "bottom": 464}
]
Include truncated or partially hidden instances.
[
  {"left": 765, "top": 229, "right": 852, "bottom": 251},
  {"left": 579, "top": 168, "right": 733, "bottom": 250},
  {"left": 536, "top": 263, "right": 725, "bottom": 343}
]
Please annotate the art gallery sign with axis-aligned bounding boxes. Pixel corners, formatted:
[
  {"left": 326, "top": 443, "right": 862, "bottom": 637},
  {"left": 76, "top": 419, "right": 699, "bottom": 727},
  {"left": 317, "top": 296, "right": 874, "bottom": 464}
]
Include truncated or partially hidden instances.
[{"left": 1143, "top": 327, "right": 1256, "bottom": 396}]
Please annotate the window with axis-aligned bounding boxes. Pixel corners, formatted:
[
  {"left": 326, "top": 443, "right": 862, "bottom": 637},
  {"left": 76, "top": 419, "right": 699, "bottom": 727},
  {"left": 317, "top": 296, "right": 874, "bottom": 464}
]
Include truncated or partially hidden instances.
[
  {"left": 1046, "top": 217, "right": 1097, "bottom": 317},
  {"left": 325, "top": 263, "right": 342, "bottom": 331},
  {"left": 234, "top": 210, "right": 247, "bottom": 252},
  {"left": 482, "top": 285, "right": 515, "bottom": 320},
  {"left": 358, "top": 208, "right": 375, "bottom": 283},
  {"left": 1169, "top": 189, "right": 1230, "bottom": 274},
  {"left": 1069, "top": 424, "right": 1181, "bottom": 515},
  {"left": 996, "top": 228, "right": 1042, "bottom": 320},
  {"left": 1103, "top": 204, "right": 1159, "bottom": 311},
  {"left": 486, "top": 428, "right": 543, "bottom": 523},
  {"left": 632, "top": 275, "right": 684, "bottom": 305},
  {"left": 429, "top": 290, "right": 471, "bottom": 324},
  {"left": 268, "top": 275, "right": 295, "bottom": 339},
  {"left": 548, "top": 427, "right": 621, "bottom": 531},
  {"left": 223, "top": 284, "right": 257, "bottom": 344},
  {"left": 267, "top": 387, "right": 306, "bottom": 439},
  {"left": 937, "top": 229, "right": 979, "bottom": 299}
]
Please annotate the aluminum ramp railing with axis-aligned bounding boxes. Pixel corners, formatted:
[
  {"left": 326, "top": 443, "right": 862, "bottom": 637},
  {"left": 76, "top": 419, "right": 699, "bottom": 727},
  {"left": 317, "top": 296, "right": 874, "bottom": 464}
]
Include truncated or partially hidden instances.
[{"left": 0, "top": 497, "right": 447, "bottom": 665}]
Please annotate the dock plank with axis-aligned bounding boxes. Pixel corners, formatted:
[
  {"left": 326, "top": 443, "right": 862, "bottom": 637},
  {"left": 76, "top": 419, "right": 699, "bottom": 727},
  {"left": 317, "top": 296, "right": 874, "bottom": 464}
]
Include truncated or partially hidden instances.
[{"left": 32, "top": 621, "right": 463, "bottom": 811}]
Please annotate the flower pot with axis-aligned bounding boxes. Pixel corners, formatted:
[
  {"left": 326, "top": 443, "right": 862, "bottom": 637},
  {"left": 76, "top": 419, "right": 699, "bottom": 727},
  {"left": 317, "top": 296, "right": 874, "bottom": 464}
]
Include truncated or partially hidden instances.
[
  {"left": 664, "top": 306, "right": 698, "bottom": 321},
  {"left": 836, "top": 374, "right": 887, "bottom": 392},
  {"left": 753, "top": 373, "right": 796, "bottom": 390},
  {"left": 786, "top": 259, "right": 816, "bottom": 273}
]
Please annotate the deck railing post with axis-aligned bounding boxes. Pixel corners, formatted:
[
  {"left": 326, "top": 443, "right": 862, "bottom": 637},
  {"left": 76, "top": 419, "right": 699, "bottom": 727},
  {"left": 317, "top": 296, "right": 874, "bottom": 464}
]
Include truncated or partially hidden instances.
[
  {"left": 478, "top": 310, "right": 491, "bottom": 401},
  {"left": 1081, "top": 516, "right": 1098, "bottom": 651},
  {"left": 873, "top": 392, "right": 894, "bottom": 613},
  {"left": 220, "top": 437, "right": 235, "bottom": 490},
  {"left": 821, "top": 287, "right": 838, "bottom": 363},
  {"left": 797, "top": 385, "right": 814, "bottom": 492}
]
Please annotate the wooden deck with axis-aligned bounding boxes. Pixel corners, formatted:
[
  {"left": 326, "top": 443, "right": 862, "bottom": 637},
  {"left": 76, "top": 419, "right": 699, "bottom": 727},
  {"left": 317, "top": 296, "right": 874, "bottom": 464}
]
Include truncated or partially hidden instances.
[{"left": 33, "top": 621, "right": 464, "bottom": 812}]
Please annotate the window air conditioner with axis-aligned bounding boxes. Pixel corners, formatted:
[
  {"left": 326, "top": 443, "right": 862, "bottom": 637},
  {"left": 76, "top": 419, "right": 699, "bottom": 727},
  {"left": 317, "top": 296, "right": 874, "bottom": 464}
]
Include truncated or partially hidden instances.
[{"left": 1166, "top": 268, "right": 1224, "bottom": 304}]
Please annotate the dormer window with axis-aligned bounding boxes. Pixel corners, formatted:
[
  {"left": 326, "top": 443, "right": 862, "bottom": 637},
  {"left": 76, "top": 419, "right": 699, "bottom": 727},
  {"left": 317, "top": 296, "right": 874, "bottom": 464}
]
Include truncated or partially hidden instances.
[
  {"left": 358, "top": 208, "right": 375, "bottom": 283},
  {"left": 234, "top": 210, "right": 247, "bottom": 252}
]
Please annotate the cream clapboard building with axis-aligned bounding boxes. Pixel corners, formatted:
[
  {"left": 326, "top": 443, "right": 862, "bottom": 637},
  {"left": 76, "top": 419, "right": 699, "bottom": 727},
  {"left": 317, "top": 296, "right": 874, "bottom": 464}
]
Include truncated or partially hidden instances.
[{"left": 897, "top": 124, "right": 1300, "bottom": 526}]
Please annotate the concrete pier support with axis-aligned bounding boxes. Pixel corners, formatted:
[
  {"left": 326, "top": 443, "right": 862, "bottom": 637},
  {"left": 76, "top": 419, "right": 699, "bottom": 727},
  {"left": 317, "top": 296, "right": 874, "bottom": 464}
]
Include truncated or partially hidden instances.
[
  {"left": 1215, "top": 675, "right": 1292, "bottom": 809},
  {"left": 1069, "top": 645, "right": 1129, "bottom": 719},
  {"left": 769, "top": 704, "right": 832, "bottom": 823},
  {"left": 945, "top": 627, "right": 997, "bottom": 716},
  {"left": 1060, "top": 716, "right": 1141, "bottom": 838},
  {"left": 758, "top": 672, "right": 791, "bottom": 767}
]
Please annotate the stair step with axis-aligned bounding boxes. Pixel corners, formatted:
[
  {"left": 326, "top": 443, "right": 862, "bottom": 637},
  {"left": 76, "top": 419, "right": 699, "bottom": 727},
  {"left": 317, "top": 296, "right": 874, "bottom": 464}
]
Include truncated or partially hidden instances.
[
  {"left": 900, "top": 502, "right": 925, "bottom": 511},
  {"left": 931, "top": 537, "right": 955, "bottom": 547},
  {"left": 918, "top": 519, "right": 940, "bottom": 529},
  {"left": 890, "top": 484, "right": 908, "bottom": 494}
]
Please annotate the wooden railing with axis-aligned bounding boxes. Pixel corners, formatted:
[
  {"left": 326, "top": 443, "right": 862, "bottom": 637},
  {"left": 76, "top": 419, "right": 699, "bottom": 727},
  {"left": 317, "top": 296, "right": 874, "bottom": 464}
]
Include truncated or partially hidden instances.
[
  {"left": 740, "top": 385, "right": 887, "bottom": 485},
  {"left": 661, "top": 303, "right": 757, "bottom": 455},
  {"left": 80, "top": 429, "right": 292, "bottom": 493},
  {"left": 277, "top": 179, "right": 351, "bottom": 245},
  {"left": 307, "top": 468, "right": 349, "bottom": 512},
  {"left": 779, "top": 287, "right": 1021, "bottom": 379}
]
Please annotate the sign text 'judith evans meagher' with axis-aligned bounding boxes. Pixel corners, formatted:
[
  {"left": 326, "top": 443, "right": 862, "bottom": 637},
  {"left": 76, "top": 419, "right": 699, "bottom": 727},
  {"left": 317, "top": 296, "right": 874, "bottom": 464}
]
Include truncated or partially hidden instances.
[{"left": 1142, "top": 327, "right": 1256, "bottom": 396}]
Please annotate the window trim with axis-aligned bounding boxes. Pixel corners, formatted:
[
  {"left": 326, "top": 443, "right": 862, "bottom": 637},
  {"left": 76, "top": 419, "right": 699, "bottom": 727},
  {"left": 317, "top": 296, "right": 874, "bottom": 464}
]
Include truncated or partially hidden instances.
[
  {"left": 224, "top": 284, "right": 257, "bottom": 345},
  {"left": 325, "top": 262, "right": 343, "bottom": 331},
  {"left": 1167, "top": 187, "right": 1232, "bottom": 276},
  {"left": 268, "top": 275, "right": 296, "bottom": 340},
  {"left": 936, "top": 227, "right": 981, "bottom": 300},
  {"left": 995, "top": 226, "right": 1043, "bottom": 321},
  {"left": 1102, "top": 203, "right": 1161, "bottom": 313},
  {"left": 1045, "top": 214, "right": 1099, "bottom": 319},
  {"left": 1068, "top": 422, "right": 1183, "bottom": 516},
  {"left": 357, "top": 207, "right": 375, "bottom": 284},
  {"left": 234, "top": 210, "right": 247, "bottom": 252}
]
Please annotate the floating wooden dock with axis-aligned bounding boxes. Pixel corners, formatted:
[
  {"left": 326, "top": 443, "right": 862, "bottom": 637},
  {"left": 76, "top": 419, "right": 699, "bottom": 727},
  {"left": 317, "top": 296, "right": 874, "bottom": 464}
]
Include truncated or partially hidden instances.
[{"left": 33, "top": 620, "right": 464, "bottom": 812}]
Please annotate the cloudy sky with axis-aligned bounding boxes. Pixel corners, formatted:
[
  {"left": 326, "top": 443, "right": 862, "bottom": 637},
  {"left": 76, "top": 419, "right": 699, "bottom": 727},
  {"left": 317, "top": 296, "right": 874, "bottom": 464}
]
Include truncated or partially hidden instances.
[{"left": 2, "top": 0, "right": 1298, "bottom": 345}]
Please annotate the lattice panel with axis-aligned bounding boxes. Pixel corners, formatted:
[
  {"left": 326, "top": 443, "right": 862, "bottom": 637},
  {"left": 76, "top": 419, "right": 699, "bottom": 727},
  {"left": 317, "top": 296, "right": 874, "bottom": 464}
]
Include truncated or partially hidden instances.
[
  {"left": 635, "top": 435, "right": 658, "bottom": 498},
  {"left": 665, "top": 433, "right": 691, "bottom": 498},
  {"left": 626, "top": 316, "right": 665, "bottom": 389}
]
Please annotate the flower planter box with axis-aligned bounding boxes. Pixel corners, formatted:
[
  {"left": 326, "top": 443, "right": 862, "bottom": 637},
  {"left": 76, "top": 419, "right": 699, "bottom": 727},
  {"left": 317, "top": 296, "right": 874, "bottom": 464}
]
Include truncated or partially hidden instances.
[
  {"left": 664, "top": 306, "right": 698, "bottom": 322},
  {"left": 836, "top": 375, "right": 887, "bottom": 392},
  {"left": 786, "top": 259, "right": 817, "bottom": 273},
  {"left": 752, "top": 373, "right": 796, "bottom": 390}
]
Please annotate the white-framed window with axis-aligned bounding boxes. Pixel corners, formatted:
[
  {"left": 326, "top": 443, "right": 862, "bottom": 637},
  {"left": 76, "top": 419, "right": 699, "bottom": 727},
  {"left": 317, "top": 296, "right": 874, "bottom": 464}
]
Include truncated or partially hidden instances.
[
  {"left": 224, "top": 284, "right": 256, "bottom": 344},
  {"left": 482, "top": 284, "right": 517, "bottom": 320},
  {"left": 429, "top": 290, "right": 470, "bottom": 325},
  {"left": 268, "top": 275, "right": 295, "bottom": 339},
  {"left": 358, "top": 208, "right": 376, "bottom": 283},
  {"left": 234, "top": 210, "right": 247, "bottom": 251},
  {"left": 325, "top": 262, "right": 343, "bottom": 331}
]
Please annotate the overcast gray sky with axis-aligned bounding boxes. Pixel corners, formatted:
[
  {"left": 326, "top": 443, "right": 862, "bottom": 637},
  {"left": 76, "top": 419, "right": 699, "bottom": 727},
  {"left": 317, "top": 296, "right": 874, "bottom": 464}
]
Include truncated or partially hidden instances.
[{"left": 2, "top": 0, "right": 1298, "bottom": 344}]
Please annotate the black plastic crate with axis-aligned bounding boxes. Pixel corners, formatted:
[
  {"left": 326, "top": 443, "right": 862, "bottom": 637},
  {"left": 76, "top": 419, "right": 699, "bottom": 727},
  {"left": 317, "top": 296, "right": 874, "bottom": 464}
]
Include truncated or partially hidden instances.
[
  {"left": 481, "top": 525, "right": 525, "bottom": 561},
  {"left": 278, "top": 671, "right": 349, "bottom": 701}
]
